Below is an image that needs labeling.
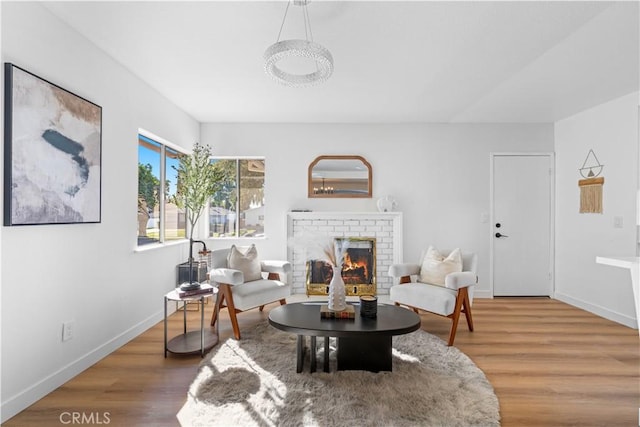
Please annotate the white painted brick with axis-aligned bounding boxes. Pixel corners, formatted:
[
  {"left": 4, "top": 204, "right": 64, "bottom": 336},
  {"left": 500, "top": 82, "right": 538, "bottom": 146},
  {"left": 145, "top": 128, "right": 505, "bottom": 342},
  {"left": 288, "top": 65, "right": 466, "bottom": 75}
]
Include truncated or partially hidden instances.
[
  {"left": 334, "top": 226, "right": 349, "bottom": 232},
  {"left": 360, "top": 220, "right": 376, "bottom": 226},
  {"left": 344, "top": 220, "right": 360, "bottom": 226},
  {"left": 349, "top": 226, "right": 365, "bottom": 232},
  {"left": 312, "top": 220, "right": 328, "bottom": 226},
  {"left": 328, "top": 220, "right": 344, "bottom": 226}
]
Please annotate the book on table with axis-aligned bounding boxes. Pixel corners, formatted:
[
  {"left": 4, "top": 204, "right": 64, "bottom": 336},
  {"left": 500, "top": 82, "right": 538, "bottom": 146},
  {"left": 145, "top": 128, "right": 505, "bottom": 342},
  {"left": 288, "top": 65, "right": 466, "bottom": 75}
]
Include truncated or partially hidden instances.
[
  {"left": 177, "top": 283, "right": 214, "bottom": 298},
  {"left": 320, "top": 304, "right": 355, "bottom": 319}
]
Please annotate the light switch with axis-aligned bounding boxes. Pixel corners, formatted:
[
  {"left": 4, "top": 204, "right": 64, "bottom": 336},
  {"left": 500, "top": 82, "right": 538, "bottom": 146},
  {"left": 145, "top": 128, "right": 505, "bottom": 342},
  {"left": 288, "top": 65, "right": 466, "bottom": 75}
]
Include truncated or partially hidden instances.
[{"left": 480, "top": 213, "right": 489, "bottom": 224}]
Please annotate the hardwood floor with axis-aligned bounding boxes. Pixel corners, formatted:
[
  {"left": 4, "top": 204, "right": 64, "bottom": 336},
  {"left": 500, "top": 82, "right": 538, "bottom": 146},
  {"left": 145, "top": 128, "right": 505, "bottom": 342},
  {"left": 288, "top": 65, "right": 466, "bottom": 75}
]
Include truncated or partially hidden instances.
[{"left": 3, "top": 298, "right": 638, "bottom": 426}]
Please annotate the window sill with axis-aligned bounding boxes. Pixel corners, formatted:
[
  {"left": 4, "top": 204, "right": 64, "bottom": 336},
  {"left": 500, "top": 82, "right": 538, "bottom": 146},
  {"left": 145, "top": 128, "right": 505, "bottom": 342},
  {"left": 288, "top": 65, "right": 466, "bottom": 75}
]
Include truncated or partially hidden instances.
[
  {"left": 135, "top": 238, "right": 187, "bottom": 253},
  {"left": 209, "top": 235, "right": 268, "bottom": 240}
]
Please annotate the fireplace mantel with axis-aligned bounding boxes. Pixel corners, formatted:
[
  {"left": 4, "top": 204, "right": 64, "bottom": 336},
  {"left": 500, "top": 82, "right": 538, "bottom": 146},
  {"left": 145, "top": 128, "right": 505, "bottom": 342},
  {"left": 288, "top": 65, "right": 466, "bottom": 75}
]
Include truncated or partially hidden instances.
[{"left": 287, "top": 211, "right": 403, "bottom": 295}]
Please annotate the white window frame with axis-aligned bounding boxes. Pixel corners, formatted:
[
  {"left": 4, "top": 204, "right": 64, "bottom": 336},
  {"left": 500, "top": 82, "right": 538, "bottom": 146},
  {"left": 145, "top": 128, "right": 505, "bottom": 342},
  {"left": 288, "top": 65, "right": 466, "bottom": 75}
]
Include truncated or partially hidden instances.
[
  {"left": 207, "top": 156, "right": 266, "bottom": 239},
  {"left": 137, "top": 129, "right": 189, "bottom": 247}
]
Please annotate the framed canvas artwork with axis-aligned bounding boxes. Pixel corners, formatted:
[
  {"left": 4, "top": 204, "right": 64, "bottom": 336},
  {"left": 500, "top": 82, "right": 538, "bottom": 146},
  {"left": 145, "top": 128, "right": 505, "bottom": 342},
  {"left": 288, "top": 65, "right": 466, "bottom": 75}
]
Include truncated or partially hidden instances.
[{"left": 3, "top": 63, "right": 102, "bottom": 225}]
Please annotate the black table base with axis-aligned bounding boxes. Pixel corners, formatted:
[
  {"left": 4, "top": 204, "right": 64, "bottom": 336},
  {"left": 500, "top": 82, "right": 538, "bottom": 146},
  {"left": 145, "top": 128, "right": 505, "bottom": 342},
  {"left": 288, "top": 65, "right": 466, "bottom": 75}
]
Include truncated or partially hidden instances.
[{"left": 337, "top": 335, "right": 392, "bottom": 372}]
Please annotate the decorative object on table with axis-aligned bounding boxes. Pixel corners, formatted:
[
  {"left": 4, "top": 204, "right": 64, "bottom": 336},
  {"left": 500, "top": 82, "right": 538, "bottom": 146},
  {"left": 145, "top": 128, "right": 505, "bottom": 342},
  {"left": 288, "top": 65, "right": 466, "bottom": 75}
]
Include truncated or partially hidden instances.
[
  {"left": 359, "top": 295, "right": 378, "bottom": 318},
  {"left": 328, "top": 263, "right": 347, "bottom": 311},
  {"left": 178, "top": 322, "right": 500, "bottom": 426},
  {"left": 320, "top": 304, "right": 355, "bottom": 319},
  {"left": 176, "top": 259, "right": 209, "bottom": 286},
  {"left": 578, "top": 149, "right": 604, "bottom": 214},
  {"left": 389, "top": 247, "right": 477, "bottom": 346},
  {"left": 177, "top": 283, "right": 215, "bottom": 298},
  {"left": 264, "top": 0, "right": 333, "bottom": 87},
  {"left": 3, "top": 63, "right": 102, "bottom": 226},
  {"left": 170, "top": 142, "right": 224, "bottom": 291},
  {"left": 376, "top": 195, "right": 397, "bottom": 212},
  {"left": 306, "top": 236, "right": 351, "bottom": 311}
]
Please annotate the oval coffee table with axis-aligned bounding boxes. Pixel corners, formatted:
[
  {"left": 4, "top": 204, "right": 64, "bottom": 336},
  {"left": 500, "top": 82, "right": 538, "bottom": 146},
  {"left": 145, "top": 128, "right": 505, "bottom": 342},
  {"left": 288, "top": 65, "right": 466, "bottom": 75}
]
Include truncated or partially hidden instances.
[{"left": 269, "top": 302, "right": 420, "bottom": 373}]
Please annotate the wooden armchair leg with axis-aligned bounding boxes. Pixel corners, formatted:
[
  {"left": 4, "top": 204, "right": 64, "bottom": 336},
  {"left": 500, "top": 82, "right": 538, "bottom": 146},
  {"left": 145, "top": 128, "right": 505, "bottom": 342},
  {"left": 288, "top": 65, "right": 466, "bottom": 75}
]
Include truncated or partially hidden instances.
[
  {"left": 462, "top": 287, "right": 474, "bottom": 331},
  {"left": 259, "top": 305, "right": 265, "bottom": 312},
  {"left": 219, "top": 284, "right": 242, "bottom": 340},
  {"left": 448, "top": 288, "right": 466, "bottom": 346},
  {"left": 210, "top": 289, "right": 225, "bottom": 327}
]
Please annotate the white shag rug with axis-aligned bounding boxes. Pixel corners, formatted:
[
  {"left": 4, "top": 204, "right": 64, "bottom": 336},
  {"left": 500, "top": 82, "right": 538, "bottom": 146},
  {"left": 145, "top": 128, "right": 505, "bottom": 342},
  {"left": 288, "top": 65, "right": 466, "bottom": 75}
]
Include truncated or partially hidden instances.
[{"left": 177, "top": 322, "right": 500, "bottom": 427}]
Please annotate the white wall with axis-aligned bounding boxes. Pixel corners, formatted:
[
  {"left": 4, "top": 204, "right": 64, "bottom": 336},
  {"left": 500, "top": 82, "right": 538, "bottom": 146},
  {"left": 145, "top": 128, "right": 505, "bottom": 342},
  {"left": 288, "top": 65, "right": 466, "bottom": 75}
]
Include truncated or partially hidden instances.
[
  {"left": 200, "top": 122, "right": 554, "bottom": 298},
  {"left": 1, "top": 3, "right": 199, "bottom": 421},
  {"left": 555, "top": 92, "right": 639, "bottom": 327}
]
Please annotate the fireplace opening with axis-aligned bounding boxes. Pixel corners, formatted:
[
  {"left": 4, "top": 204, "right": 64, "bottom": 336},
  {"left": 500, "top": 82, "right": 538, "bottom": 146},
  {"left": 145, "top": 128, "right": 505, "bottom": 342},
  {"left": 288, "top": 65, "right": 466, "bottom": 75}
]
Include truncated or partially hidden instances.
[{"left": 306, "top": 237, "right": 376, "bottom": 296}]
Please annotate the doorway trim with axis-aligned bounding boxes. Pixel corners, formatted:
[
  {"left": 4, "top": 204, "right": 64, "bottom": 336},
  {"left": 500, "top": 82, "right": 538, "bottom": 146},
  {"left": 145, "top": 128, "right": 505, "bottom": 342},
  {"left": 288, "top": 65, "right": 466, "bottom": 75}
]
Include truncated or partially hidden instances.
[{"left": 489, "top": 152, "right": 556, "bottom": 298}]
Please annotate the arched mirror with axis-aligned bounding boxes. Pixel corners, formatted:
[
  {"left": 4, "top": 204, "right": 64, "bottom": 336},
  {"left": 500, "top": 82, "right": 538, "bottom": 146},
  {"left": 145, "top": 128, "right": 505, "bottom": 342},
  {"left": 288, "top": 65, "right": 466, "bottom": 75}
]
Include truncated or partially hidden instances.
[{"left": 308, "top": 155, "right": 372, "bottom": 198}]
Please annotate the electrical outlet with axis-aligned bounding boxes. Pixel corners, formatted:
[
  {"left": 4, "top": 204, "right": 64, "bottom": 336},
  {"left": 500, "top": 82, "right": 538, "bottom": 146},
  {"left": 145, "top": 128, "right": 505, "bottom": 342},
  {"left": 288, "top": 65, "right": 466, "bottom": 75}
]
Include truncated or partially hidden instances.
[
  {"left": 62, "top": 320, "right": 75, "bottom": 342},
  {"left": 613, "top": 216, "right": 623, "bottom": 229}
]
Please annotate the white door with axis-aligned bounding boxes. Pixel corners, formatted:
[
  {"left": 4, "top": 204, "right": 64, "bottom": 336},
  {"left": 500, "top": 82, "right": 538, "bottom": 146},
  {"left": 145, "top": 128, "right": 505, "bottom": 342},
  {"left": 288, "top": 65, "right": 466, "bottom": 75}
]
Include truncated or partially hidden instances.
[{"left": 491, "top": 154, "right": 553, "bottom": 296}]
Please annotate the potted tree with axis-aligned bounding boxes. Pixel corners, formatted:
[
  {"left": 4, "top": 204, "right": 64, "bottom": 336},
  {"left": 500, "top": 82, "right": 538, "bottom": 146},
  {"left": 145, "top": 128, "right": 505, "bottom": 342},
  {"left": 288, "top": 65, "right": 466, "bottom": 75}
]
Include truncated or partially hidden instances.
[{"left": 171, "top": 143, "right": 223, "bottom": 290}]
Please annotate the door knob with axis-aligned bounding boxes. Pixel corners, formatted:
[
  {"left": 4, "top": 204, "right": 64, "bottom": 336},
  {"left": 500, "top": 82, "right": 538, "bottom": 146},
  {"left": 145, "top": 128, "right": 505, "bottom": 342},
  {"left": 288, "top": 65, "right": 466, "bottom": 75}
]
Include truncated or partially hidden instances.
[{"left": 495, "top": 232, "right": 509, "bottom": 238}]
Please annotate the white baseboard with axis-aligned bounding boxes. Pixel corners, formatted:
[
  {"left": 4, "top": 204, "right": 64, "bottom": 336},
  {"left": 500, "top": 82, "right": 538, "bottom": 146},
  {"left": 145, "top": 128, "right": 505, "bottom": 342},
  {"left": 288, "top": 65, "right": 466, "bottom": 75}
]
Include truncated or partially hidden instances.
[
  {"left": 554, "top": 291, "right": 638, "bottom": 329},
  {"left": 1, "top": 311, "right": 164, "bottom": 423},
  {"left": 473, "top": 290, "right": 493, "bottom": 299}
]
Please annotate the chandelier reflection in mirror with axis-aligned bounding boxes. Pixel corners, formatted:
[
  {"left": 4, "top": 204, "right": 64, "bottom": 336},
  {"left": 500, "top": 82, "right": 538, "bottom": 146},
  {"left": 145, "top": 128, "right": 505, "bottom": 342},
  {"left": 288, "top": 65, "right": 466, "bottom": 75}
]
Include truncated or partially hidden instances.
[
  {"left": 313, "top": 178, "right": 334, "bottom": 195},
  {"left": 264, "top": 0, "right": 333, "bottom": 87}
]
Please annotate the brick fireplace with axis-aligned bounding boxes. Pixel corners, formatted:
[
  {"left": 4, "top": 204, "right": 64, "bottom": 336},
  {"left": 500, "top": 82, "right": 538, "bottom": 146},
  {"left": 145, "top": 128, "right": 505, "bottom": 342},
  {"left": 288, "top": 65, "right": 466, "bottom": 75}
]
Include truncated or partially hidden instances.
[{"left": 287, "top": 211, "right": 403, "bottom": 295}]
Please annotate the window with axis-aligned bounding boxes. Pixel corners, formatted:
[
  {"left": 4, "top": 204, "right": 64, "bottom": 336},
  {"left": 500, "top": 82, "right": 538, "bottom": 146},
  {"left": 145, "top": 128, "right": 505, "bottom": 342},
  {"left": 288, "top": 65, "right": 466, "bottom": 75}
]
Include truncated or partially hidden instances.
[
  {"left": 137, "top": 133, "right": 187, "bottom": 246},
  {"left": 209, "top": 158, "right": 265, "bottom": 238}
]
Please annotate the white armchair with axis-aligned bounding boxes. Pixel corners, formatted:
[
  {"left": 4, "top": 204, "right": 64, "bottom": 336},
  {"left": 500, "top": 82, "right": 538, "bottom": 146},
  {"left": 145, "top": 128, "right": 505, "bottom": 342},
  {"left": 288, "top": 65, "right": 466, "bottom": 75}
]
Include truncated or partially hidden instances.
[
  {"left": 388, "top": 249, "right": 477, "bottom": 346},
  {"left": 209, "top": 246, "right": 291, "bottom": 339}
]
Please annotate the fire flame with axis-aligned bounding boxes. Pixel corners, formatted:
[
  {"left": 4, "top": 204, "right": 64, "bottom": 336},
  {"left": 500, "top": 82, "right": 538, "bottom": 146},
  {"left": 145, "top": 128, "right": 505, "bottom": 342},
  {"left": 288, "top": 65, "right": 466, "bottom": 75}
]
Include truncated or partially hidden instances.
[{"left": 342, "top": 253, "right": 368, "bottom": 282}]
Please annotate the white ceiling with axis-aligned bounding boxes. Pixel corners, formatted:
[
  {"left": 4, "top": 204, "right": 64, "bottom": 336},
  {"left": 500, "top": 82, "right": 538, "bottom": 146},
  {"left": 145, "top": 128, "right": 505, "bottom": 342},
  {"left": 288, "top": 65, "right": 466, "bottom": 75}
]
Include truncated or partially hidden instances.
[{"left": 42, "top": 1, "right": 639, "bottom": 124}]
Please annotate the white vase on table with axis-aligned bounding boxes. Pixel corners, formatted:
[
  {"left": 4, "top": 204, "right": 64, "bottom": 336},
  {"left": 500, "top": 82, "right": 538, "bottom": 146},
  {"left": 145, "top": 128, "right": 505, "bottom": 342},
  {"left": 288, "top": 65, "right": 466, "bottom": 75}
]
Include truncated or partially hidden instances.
[{"left": 328, "top": 265, "right": 347, "bottom": 311}]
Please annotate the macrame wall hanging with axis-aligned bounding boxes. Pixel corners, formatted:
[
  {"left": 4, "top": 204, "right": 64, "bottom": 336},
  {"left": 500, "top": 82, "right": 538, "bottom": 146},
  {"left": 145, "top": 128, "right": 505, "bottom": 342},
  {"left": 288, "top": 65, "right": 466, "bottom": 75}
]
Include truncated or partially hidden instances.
[{"left": 578, "top": 149, "right": 604, "bottom": 214}]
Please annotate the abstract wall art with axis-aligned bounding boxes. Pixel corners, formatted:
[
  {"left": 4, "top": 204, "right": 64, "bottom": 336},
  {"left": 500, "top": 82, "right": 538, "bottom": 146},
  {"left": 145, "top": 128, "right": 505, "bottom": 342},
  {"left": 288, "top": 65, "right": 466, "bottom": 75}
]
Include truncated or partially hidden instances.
[{"left": 3, "top": 63, "right": 102, "bottom": 226}]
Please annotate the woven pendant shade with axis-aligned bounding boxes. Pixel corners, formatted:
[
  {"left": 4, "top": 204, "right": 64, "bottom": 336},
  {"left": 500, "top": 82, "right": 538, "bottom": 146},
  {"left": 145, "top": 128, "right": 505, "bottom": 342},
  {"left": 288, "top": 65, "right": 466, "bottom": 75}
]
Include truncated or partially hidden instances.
[{"left": 579, "top": 177, "right": 604, "bottom": 213}]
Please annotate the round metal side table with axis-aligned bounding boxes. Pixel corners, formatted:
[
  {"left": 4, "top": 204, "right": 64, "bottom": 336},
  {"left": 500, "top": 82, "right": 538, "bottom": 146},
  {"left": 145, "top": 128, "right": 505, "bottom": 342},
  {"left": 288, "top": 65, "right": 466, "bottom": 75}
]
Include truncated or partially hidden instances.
[{"left": 164, "top": 285, "right": 219, "bottom": 357}]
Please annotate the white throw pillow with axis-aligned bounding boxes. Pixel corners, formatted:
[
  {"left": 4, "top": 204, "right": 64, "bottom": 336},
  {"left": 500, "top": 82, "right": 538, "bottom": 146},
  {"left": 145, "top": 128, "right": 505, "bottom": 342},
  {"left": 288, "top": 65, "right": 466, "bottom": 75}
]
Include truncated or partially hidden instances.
[
  {"left": 419, "top": 246, "right": 462, "bottom": 286},
  {"left": 228, "top": 244, "right": 263, "bottom": 282}
]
